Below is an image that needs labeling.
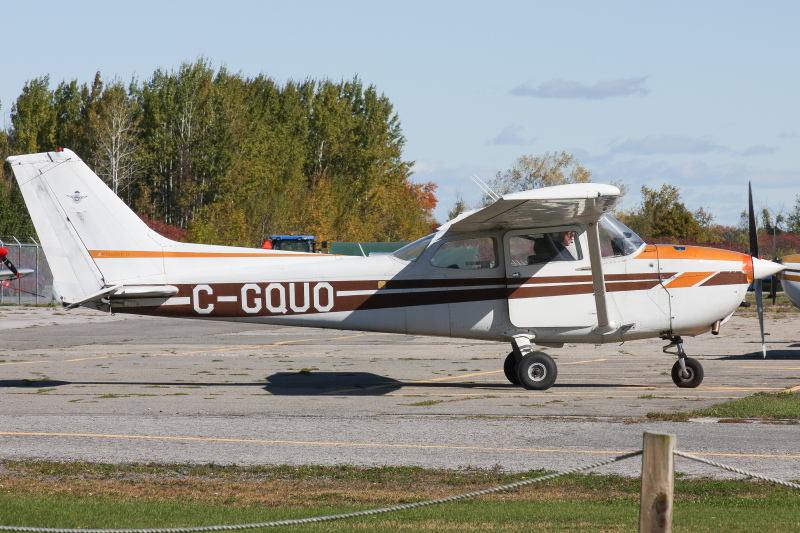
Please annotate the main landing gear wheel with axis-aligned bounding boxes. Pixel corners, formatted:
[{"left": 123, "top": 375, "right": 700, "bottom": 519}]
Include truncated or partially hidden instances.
[
  {"left": 517, "top": 352, "right": 558, "bottom": 391},
  {"left": 671, "top": 357, "right": 704, "bottom": 388},
  {"left": 504, "top": 352, "right": 520, "bottom": 385}
]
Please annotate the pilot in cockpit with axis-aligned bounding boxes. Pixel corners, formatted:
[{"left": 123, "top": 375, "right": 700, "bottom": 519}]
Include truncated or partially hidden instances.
[{"left": 551, "top": 231, "right": 576, "bottom": 261}]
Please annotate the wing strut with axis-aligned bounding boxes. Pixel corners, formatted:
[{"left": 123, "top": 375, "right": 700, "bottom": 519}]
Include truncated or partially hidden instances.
[{"left": 584, "top": 217, "right": 618, "bottom": 334}]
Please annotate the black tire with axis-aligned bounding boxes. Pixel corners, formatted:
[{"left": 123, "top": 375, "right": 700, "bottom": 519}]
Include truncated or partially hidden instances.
[
  {"left": 504, "top": 352, "right": 520, "bottom": 385},
  {"left": 671, "top": 357, "right": 704, "bottom": 388},
  {"left": 517, "top": 352, "right": 558, "bottom": 391}
]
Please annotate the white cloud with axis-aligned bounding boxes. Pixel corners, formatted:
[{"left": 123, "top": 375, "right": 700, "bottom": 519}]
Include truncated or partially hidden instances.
[
  {"left": 410, "top": 160, "right": 439, "bottom": 174},
  {"left": 510, "top": 77, "right": 649, "bottom": 99},
  {"left": 738, "top": 145, "right": 777, "bottom": 156},
  {"left": 591, "top": 157, "right": 800, "bottom": 226},
  {"left": 488, "top": 125, "right": 528, "bottom": 145},
  {"left": 611, "top": 135, "right": 726, "bottom": 155}
]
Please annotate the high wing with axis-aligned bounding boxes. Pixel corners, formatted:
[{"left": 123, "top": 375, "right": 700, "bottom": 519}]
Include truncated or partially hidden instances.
[{"left": 441, "top": 184, "right": 621, "bottom": 233}]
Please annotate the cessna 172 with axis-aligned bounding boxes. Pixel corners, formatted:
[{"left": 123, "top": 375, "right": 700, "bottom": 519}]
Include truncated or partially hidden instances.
[{"left": 7, "top": 149, "right": 785, "bottom": 390}]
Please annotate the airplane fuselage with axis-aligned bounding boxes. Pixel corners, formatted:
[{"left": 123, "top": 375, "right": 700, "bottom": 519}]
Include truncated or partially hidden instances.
[{"left": 94, "top": 233, "right": 752, "bottom": 346}]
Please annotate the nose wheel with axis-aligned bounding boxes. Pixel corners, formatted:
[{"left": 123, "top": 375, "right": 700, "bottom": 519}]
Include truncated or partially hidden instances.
[{"left": 664, "top": 336, "right": 704, "bottom": 388}]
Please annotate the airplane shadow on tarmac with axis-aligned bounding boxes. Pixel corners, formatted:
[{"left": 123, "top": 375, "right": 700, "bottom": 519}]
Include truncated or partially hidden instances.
[
  {"left": 261, "top": 373, "right": 635, "bottom": 395},
  {"left": 0, "top": 374, "right": 643, "bottom": 395},
  {"left": 717, "top": 345, "right": 800, "bottom": 361},
  {"left": 261, "top": 372, "right": 534, "bottom": 395}
]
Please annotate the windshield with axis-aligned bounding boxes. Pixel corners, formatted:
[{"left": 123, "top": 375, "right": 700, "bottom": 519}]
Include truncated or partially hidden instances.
[
  {"left": 598, "top": 215, "right": 644, "bottom": 257},
  {"left": 392, "top": 234, "right": 434, "bottom": 261}
]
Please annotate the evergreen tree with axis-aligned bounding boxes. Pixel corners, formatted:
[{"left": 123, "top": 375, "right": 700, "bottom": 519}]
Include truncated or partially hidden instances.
[{"left": 1, "top": 62, "right": 435, "bottom": 244}]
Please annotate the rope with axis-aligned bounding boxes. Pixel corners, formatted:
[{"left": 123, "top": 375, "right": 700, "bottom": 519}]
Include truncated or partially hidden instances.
[
  {"left": 674, "top": 450, "right": 800, "bottom": 490},
  {"left": 0, "top": 451, "right": 642, "bottom": 533}
]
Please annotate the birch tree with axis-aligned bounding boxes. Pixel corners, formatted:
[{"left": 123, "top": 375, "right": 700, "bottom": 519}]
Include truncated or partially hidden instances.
[{"left": 95, "top": 80, "right": 141, "bottom": 197}]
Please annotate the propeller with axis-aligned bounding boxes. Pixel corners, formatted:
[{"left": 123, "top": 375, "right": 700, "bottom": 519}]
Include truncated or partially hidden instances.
[
  {"left": 769, "top": 257, "right": 778, "bottom": 305},
  {"left": 0, "top": 247, "right": 20, "bottom": 278},
  {"left": 748, "top": 183, "right": 766, "bottom": 358}
]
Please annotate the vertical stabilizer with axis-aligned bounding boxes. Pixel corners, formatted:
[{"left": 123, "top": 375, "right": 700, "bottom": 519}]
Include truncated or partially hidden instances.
[{"left": 7, "top": 149, "right": 171, "bottom": 304}]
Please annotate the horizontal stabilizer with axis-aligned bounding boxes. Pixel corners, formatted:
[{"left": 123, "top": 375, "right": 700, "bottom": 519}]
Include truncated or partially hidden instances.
[{"left": 64, "top": 285, "right": 179, "bottom": 310}]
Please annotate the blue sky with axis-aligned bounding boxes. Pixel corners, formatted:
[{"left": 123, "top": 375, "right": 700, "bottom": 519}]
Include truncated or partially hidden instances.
[{"left": 2, "top": 1, "right": 798, "bottom": 226}]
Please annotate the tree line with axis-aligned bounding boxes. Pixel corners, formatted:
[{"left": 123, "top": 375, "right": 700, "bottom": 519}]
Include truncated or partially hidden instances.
[
  {"left": 0, "top": 59, "right": 437, "bottom": 245},
  {"left": 2, "top": 61, "right": 796, "bottom": 256}
]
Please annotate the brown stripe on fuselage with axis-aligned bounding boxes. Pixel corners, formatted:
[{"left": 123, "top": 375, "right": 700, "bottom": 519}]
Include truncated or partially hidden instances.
[
  {"left": 507, "top": 279, "right": 661, "bottom": 299},
  {"left": 701, "top": 271, "right": 748, "bottom": 286},
  {"left": 116, "top": 267, "right": 747, "bottom": 319}
]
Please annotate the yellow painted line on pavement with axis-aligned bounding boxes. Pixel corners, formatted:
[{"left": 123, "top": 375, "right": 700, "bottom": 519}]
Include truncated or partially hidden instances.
[
  {"left": 559, "top": 358, "right": 610, "bottom": 365},
  {"left": 323, "top": 359, "right": 617, "bottom": 394},
  {"left": 0, "top": 431, "right": 633, "bottom": 455},
  {"left": 180, "top": 333, "right": 379, "bottom": 355},
  {"left": 3, "top": 431, "right": 799, "bottom": 460},
  {"left": 181, "top": 338, "right": 314, "bottom": 355},
  {"left": 410, "top": 359, "right": 612, "bottom": 384},
  {"left": 738, "top": 366, "right": 800, "bottom": 370},
  {"left": 787, "top": 384, "right": 800, "bottom": 392},
  {"left": 0, "top": 354, "right": 134, "bottom": 366},
  {"left": 694, "top": 387, "right": 784, "bottom": 391}
]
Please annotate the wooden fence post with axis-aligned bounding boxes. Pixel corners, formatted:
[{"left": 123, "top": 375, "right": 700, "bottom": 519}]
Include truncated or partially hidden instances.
[{"left": 639, "top": 431, "right": 675, "bottom": 533}]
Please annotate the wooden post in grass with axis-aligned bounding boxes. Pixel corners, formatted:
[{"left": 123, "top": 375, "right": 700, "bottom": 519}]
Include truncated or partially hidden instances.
[{"left": 639, "top": 431, "right": 675, "bottom": 533}]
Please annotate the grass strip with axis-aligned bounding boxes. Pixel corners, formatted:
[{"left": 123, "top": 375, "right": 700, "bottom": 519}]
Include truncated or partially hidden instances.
[
  {"left": 647, "top": 391, "right": 800, "bottom": 422},
  {"left": 1, "top": 461, "right": 798, "bottom": 532}
]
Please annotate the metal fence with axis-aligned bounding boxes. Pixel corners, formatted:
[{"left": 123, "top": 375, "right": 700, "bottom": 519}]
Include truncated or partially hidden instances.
[{"left": 0, "top": 237, "right": 53, "bottom": 305}]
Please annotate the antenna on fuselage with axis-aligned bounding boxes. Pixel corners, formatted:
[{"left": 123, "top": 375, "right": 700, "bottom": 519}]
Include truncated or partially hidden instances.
[{"left": 469, "top": 174, "right": 500, "bottom": 202}]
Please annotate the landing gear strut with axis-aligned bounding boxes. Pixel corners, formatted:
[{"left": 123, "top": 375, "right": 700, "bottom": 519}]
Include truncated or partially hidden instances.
[
  {"left": 663, "top": 336, "right": 704, "bottom": 388},
  {"left": 503, "top": 336, "right": 558, "bottom": 391}
]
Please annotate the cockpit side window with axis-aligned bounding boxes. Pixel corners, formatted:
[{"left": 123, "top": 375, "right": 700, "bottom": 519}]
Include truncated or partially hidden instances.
[
  {"left": 509, "top": 229, "right": 582, "bottom": 266},
  {"left": 392, "top": 234, "right": 435, "bottom": 262},
  {"left": 430, "top": 237, "right": 497, "bottom": 269}
]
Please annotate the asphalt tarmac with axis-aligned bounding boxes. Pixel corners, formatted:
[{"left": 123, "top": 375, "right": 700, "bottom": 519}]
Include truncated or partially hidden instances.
[{"left": 1, "top": 306, "right": 799, "bottom": 480}]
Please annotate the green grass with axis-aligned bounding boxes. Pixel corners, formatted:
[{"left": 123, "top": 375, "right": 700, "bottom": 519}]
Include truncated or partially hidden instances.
[
  {"left": 1, "top": 485, "right": 798, "bottom": 532},
  {"left": 648, "top": 391, "right": 800, "bottom": 421},
  {"left": 739, "top": 293, "right": 800, "bottom": 315},
  {"left": 1, "top": 462, "right": 799, "bottom": 532}
]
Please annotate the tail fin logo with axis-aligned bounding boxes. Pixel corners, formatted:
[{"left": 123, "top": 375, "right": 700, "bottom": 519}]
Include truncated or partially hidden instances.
[{"left": 67, "top": 190, "right": 87, "bottom": 203}]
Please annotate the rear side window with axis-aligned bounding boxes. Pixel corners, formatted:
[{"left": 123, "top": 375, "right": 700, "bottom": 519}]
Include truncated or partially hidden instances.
[{"left": 430, "top": 237, "right": 497, "bottom": 269}]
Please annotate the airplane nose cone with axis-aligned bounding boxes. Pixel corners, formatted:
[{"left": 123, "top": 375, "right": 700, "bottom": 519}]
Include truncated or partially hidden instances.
[{"left": 752, "top": 257, "right": 785, "bottom": 280}]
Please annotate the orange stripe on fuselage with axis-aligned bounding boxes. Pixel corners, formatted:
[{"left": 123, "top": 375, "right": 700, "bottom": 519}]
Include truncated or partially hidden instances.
[
  {"left": 663, "top": 272, "right": 716, "bottom": 288},
  {"left": 636, "top": 244, "right": 747, "bottom": 262},
  {"left": 89, "top": 250, "right": 327, "bottom": 259}
]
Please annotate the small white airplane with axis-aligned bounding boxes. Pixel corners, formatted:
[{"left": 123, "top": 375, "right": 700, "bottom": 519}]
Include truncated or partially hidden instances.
[
  {"left": 0, "top": 246, "right": 34, "bottom": 282},
  {"left": 780, "top": 256, "right": 800, "bottom": 309},
  {"left": 7, "top": 149, "right": 785, "bottom": 390}
]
